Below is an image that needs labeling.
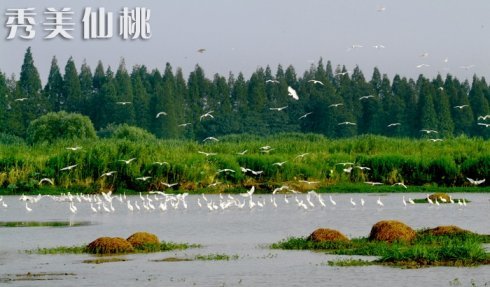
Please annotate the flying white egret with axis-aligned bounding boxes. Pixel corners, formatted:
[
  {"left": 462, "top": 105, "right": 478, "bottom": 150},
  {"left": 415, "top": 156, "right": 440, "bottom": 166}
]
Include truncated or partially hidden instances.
[
  {"left": 265, "top": 79, "right": 279, "bottom": 84},
  {"left": 272, "top": 161, "right": 287, "bottom": 167},
  {"left": 336, "top": 162, "right": 354, "bottom": 166},
  {"left": 203, "top": 137, "right": 219, "bottom": 142},
  {"left": 60, "top": 164, "right": 77, "bottom": 171},
  {"left": 329, "top": 103, "right": 343, "bottom": 108},
  {"left": 416, "top": 64, "right": 430, "bottom": 68},
  {"left": 288, "top": 86, "right": 299, "bottom": 100},
  {"left": 308, "top": 80, "right": 324, "bottom": 85},
  {"left": 343, "top": 167, "right": 353, "bottom": 173},
  {"left": 217, "top": 169, "right": 235, "bottom": 173},
  {"left": 119, "top": 158, "right": 136, "bottom": 164},
  {"left": 199, "top": 111, "right": 214, "bottom": 121},
  {"left": 359, "top": 95, "right": 375, "bottom": 100},
  {"left": 136, "top": 176, "right": 152, "bottom": 181},
  {"left": 428, "top": 138, "right": 443, "bottom": 142},
  {"left": 354, "top": 166, "right": 371, "bottom": 171},
  {"left": 161, "top": 182, "right": 179, "bottom": 188},
  {"left": 467, "top": 177, "right": 485, "bottom": 185},
  {"left": 156, "top": 112, "right": 167, "bottom": 118},
  {"left": 387, "top": 123, "right": 401, "bottom": 127},
  {"left": 299, "top": 180, "right": 319, "bottom": 185},
  {"left": 269, "top": 106, "right": 288, "bottom": 111},
  {"left": 298, "top": 112, "right": 313, "bottom": 120},
  {"left": 236, "top": 150, "right": 248, "bottom": 155},
  {"left": 477, "top": 123, "right": 490, "bottom": 127},
  {"left": 365, "top": 181, "right": 383, "bottom": 186},
  {"left": 335, "top": 71, "right": 351, "bottom": 76},
  {"left": 100, "top": 171, "right": 117, "bottom": 177},
  {"left": 420, "top": 129, "right": 438, "bottom": 134},
  {"left": 453, "top": 105, "right": 469, "bottom": 109},
  {"left": 153, "top": 161, "right": 170, "bottom": 166},
  {"left": 392, "top": 182, "right": 407, "bottom": 189},
  {"left": 66, "top": 146, "right": 82, "bottom": 151},
  {"left": 178, "top": 122, "right": 192, "bottom": 127},
  {"left": 338, "top": 122, "right": 356, "bottom": 126},
  {"left": 477, "top": 115, "right": 490, "bottom": 121},
  {"left": 295, "top": 153, "right": 309, "bottom": 159},
  {"left": 198, "top": 151, "right": 217, "bottom": 157},
  {"left": 116, "top": 101, "right": 131, "bottom": 105},
  {"left": 39, "top": 178, "right": 54, "bottom": 185},
  {"left": 15, "top": 98, "right": 28, "bottom": 102}
]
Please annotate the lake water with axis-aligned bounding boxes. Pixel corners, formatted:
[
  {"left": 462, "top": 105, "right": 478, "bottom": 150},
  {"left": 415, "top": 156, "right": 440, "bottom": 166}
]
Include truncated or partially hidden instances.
[{"left": 0, "top": 193, "right": 489, "bottom": 286}]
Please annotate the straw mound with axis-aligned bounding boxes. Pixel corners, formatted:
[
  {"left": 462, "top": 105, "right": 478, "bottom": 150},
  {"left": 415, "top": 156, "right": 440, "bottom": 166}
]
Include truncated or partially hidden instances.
[
  {"left": 428, "top": 193, "right": 450, "bottom": 203},
  {"left": 127, "top": 232, "right": 160, "bottom": 248},
  {"left": 86, "top": 237, "right": 134, "bottom": 254},
  {"left": 369, "top": 220, "right": 416, "bottom": 243},
  {"left": 422, "top": 225, "right": 472, "bottom": 236},
  {"left": 308, "top": 228, "right": 350, "bottom": 242}
]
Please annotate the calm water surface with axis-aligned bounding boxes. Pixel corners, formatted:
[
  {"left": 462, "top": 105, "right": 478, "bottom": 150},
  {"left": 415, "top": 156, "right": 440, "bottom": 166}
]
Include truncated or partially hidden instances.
[{"left": 0, "top": 193, "right": 489, "bottom": 286}]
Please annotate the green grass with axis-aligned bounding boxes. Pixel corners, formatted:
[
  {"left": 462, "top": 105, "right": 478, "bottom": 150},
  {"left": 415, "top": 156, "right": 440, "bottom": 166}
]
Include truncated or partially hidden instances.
[
  {"left": 272, "top": 230, "right": 490, "bottom": 268},
  {"left": 26, "top": 241, "right": 200, "bottom": 255},
  {"left": 0, "top": 134, "right": 489, "bottom": 194},
  {"left": 82, "top": 257, "right": 129, "bottom": 264},
  {"left": 0, "top": 221, "right": 91, "bottom": 228},
  {"left": 151, "top": 253, "right": 239, "bottom": 262}
]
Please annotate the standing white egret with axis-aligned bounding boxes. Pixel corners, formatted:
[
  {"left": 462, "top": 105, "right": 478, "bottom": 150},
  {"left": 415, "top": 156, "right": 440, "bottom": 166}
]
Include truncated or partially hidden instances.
[
  {"left": 350, "top": 198, "right": 356, "bottom": 207},
  {"left": 376, "top": 197, "right": 384, "bottom": 207},
  {"left": 329, "top": 195, "right": 337, "bottom": 206},
  {"left": 25, "top": 202, "right": 32, "bottom": 212}
]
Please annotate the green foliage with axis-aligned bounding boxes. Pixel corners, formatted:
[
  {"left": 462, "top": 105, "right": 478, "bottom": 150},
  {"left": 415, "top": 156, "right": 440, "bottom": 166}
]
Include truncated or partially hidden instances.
[
  {"left": 272, "top": 230, "right": 490, "bottom": 267},
  {"left": 107, "top": 124, "right": 156, "bottom": 142},
  {"left": 26, "top": 111, "right": 96, "bottom": 144}
]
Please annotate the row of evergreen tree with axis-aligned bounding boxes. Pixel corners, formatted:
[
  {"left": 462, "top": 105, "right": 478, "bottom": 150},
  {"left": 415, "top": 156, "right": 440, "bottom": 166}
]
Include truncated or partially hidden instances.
[{"left": 1, "top": 47, "right": 489, "bottom": 140}]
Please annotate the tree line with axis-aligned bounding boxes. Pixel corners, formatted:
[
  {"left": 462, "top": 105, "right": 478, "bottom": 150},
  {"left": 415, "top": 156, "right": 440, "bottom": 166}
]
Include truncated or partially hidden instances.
[{"left": 1, "top": 47, "right": 489, "bottom": 141}]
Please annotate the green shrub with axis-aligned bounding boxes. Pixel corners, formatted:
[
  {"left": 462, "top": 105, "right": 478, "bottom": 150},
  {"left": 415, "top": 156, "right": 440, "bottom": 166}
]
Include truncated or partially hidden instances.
[
  {"left": 26, "top": 112, "right": 96, "bottom": 144},
  {"left": 103, "top": 124, "right": 156, "bottom": 142}
]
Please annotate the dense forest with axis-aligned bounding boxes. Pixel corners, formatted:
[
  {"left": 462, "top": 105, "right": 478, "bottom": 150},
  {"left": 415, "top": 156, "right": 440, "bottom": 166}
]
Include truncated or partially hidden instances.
[{"left": 1, "top": 47, "right": 489, "bottom": 140}]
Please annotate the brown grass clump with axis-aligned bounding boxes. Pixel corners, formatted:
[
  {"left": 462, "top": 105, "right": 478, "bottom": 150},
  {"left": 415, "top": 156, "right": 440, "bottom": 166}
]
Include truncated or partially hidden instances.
[
  {"left": 422, "top": 225, "right": 472, "bottom": 236},
  {"left": 369, "top": 220, "right": 416, "bottom": 243},
  {"left": 86, "top": 237, "right": 134, "bottom": 254},
  {"left": 428, "top": 193, "right": 450, "bottom": 203},
  {"left": 307, "top": 228, "right": 350, "bottom": 242},
  {"left": 126, "top": 232, "right": 160, "bottom": 249}
]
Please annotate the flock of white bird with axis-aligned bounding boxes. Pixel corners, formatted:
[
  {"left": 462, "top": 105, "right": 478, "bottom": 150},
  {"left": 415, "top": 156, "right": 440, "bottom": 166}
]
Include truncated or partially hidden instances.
[{"left": 0, "top": 185, "right": 474, "bottom": 215}]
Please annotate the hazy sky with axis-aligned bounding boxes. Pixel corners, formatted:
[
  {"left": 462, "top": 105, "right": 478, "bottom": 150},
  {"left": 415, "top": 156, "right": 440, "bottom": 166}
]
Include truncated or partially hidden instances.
[{"left": 1, "top": 0, "right": 490, "bottom": 84}]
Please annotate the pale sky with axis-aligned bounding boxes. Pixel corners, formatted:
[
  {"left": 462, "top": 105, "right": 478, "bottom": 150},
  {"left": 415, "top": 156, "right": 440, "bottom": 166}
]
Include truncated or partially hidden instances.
[{"left": 1, "top": 0, "right": 490, "bottom": 84}]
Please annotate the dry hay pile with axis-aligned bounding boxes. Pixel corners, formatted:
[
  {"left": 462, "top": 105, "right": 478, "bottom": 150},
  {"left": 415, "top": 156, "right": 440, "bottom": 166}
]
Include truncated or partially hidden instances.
[
  {"left": 127, "top": 232, "right": 160, "bottom": 249},
  {"left": 428, "top": 193, "right": 450, "bottom": 203},
  {"left": 307, "top": 228, "right": 350, "bottom": 242},
  {"left": 422, "top": 225, "right": 472, "bottom": 236},
  {"left": 86, "top": 237, "right": 134, "bottom": 254},
  {"left": 369, "top": 220, "right": 416, "bottom": 243}
]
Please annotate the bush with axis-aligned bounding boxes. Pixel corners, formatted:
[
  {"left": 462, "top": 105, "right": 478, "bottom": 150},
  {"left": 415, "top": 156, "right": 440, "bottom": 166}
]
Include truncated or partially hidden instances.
[
  {"left": 26, "top": 111, "right": 96, "bottom": 144},
  {"left": 428, "top": 193, "right": 450, "bottom": 203},
  {"left": 86, "top": 237, "right": 134, "bottom": 254},
  {"left": 307, "top": 228, "right": 350, "bottom": 242},
  {"left": 100, "top": 124, "right": 156, "bottom": 142},
  {"left": 0, "top": 133, "right": 25, "bottom": 145},
  {"left": 369, "top": 220, "right": 416, "bottom": 243}
]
